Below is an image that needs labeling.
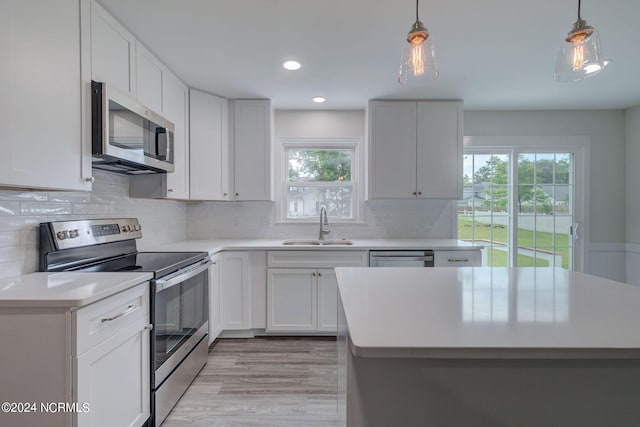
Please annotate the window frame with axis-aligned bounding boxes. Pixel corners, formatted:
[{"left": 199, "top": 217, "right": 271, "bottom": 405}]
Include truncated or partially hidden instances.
[{"left": 275, "top": 137, "right": 363, "bottom": 223}]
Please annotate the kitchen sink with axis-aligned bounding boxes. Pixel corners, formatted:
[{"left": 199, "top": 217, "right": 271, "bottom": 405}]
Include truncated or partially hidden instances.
[
  {"left": 281, "top": 239, "right": 354, "bottom": 246},
  {"left": 319, "top": 239, "right": 354, "bottom": 245},
  {"left": 281, "top": 239, "right": 322, "bottom": 246}
]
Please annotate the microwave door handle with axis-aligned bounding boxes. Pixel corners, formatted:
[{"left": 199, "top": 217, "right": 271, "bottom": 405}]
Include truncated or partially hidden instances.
[
  {"left": 165, "top": 128, "right": 171, "bottom": 161},
  {"left": 102, "top": 88, "right": 108, "bottom": 152},
  {"left": 154, "top": 128, "right": 163, "bottom": 159},
  {"left": 154, "top": 259, "right": 212, "bottom": 293}
]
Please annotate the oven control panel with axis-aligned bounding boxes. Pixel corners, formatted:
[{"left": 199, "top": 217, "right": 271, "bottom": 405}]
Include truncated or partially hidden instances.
[{"left": 46, "top": 218, "right": 142, "bottom": 250}]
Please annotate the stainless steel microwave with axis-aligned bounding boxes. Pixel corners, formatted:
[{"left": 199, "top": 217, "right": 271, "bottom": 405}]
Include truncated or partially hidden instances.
[{"left": 91, "top": 81, "right": 175, "bottom": 174}]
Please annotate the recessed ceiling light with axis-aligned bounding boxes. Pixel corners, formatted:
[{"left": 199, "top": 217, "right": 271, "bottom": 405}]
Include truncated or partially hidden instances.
[
  {"left": 282, "top": 60, "right": 302, "bottom": 71},
  {"left": 312, "top": 96, "right": 326, "bottom": 103}
]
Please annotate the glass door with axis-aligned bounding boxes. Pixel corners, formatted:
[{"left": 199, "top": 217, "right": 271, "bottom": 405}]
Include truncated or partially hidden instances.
[
  {"left": 460, "top": 149, "right": 581, "bottom": 270},
  {"left": 515, "top": 153, "right": 574, "bottom": 269}
]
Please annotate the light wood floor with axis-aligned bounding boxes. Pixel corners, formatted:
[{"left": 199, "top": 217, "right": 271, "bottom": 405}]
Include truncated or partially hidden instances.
[{"left": 162, "top": 337, "right": 340, "bottom": 427}]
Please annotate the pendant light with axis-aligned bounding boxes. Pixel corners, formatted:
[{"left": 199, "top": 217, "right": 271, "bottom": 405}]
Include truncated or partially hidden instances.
[
  {"left": 554, "top": 0, "right": 608, "bottom": 82},
  {"left": 398, "top": 0, "right": 438, "bottom": 85}
]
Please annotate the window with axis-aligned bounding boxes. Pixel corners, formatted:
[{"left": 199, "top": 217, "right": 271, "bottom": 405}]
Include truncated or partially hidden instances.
[{"left": 278, "top": 139, "right": 361, "bottom": 222}]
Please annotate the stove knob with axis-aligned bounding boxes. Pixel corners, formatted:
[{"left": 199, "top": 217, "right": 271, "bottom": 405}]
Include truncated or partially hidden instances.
[
  {"left": 56, "top": 230, "right": 69, "bottom": 240},
  {"left": 134, "top": 224, "right": 140, "bottom": 231},
  {"left": 122, "top": 225, "right": 130, "bottom": 232},
  {"left": 68, "top": 229, "right": 80, "bottom": 239}
]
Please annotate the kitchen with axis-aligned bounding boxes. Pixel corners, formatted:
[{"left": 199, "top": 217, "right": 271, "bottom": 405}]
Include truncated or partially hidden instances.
[{"left": 1, "top": 0, "right": 640, "bottom": 426}]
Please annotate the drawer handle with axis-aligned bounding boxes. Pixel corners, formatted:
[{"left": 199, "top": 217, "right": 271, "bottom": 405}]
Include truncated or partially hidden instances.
[
  {"left": 448, "top": 258, "right": 470, "bottom": 262},
  {"left": 144, "top": 324, "right": 154, "bottom": 331},
  {"left": 101, "top": 304, "right": 136, "bottom": 323}
]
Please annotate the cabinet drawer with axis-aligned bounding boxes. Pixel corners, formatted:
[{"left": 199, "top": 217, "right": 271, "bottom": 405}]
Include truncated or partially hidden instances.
[
  {"left": 434, "top": 250, "right": 482, "bottom": 267},
  {"left": 267, "top": 251, "right": 368, "bottom": 268},
  {"left": 74, "top": 282, "right": 149, "bottom": 355}
]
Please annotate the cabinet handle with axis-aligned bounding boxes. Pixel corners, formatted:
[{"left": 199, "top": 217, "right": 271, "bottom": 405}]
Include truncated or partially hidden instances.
[
  {"left": 235, "top": 193, "right": 239, "bottom": 197},
  {"left": 223, "top": 193, "right": 228, "bottom": 196},
  {"left": 312, "top": 272, "right": 316, "bottom": 277},
  {"left": 85, "top": 177, "right": 95, "bottom": 183},
  {"left": 168, "top": 188, "right": 174, "bottom": 192},
  {"left": 447, "top": 258, "right": 470, "bottom": 263},
  {"left": 101, "top": 304, "right": 136, "bottom": 323},
  {"left": 412, "top": 191, "right": 417, "bottom": 196},
  {"left": 144, "top": 324, "right": 154, "bottom": 331},
  {"left": 318, "top": 272, "right": 322, "bottom": 277},
  {"left": 417, "top": 191, "right": 422, "bottom": 195}
]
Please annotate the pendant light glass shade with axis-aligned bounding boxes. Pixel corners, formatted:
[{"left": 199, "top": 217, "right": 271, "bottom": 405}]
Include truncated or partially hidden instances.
[
  {"left": 554, "top": 1, "right": 608, "bottom": 82},
  {"left": 398, "top": 0, "right": 438, "bottom": 85}
]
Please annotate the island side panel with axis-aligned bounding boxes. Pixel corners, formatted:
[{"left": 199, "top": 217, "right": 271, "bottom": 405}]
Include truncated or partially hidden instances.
[
  {"left": 346, "top": 346, "right": 640, "bottom": 427},
  {"left": 336, "top": 292, "right": 347, "bottom": 427},
  {"left": 0, "top": 308, "right": 71, "bottom": 427}
]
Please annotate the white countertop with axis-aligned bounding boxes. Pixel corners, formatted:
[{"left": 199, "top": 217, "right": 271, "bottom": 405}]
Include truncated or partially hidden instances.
[
  {"left": 0, "top": 272, "right": 153, "bottom": 308},
  {"left": 336, "top": 267, "right": 640, "bottom": 359},
  {"left": 149, "top": 238, "right": 480, "bottom": 255}
]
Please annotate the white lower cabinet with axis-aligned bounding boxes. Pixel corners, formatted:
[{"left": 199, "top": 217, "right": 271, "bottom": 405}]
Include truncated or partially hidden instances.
[
  {"left": 219, "top": 252, "right": 251, "bottom": 330},
  {"left": 267, "top": 269, "right": 317, "bottom": 332},
  {"left": 74, "top": 283, "right": 150, "bottom": 427},
  {"left": 317, "top": 268, "right": 339, "bottom": 332},
  {"left": 208, "top": 254, "right": 223, "bottom": 344},
  {"left": 266, "top": 251, "right": 367, "bottom": 334}
]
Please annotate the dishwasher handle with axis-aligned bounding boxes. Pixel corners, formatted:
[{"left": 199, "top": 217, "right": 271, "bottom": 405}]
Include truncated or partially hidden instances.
[{"left": 369, "top": 256, "right": 434, "bottom": 262}]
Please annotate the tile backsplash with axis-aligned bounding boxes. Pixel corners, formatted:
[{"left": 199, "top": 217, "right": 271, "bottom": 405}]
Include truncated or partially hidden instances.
[
  {"left": 187, "top": 199, "right": 456, "bottom": 240},
  {"left": 0, "top": 170, "right": 187, "bottom": 279}
]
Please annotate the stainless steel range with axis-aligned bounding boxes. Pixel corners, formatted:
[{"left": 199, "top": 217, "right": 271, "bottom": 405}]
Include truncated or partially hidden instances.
[{"left": 39, "top": 218, "right": 210, "bottom": 426}]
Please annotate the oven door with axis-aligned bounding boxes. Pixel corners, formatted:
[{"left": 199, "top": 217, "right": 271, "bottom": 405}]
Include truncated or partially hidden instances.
[{"left": 152, "top": 259, "right": 211, "bottom": 388}]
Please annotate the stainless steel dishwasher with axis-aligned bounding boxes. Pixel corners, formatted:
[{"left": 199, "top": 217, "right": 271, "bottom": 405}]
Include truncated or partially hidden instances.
[{"left": 369, "top": 250, "right": 435, "bottom": 267}]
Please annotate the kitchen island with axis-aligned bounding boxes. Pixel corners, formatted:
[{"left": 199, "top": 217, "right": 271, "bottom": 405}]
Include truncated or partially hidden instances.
[{"left": 335, "top": 267, "right": 640, "bottom": 427}]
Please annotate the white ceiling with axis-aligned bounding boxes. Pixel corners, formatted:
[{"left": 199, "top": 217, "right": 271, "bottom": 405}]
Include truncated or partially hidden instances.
[{"left": 99, "top": 0, "right": 640, "bottom": 110}]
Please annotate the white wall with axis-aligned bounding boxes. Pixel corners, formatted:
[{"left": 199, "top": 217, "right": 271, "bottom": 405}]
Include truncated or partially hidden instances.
[
  {"left": 625, "top": 106, "right": 640, "bottom": 284},
  {"left": 0, "top": 170, "right": 187, "bottom": 279},
  {"left": 186, "top": 110, "right": 458, "bottom": 240}
]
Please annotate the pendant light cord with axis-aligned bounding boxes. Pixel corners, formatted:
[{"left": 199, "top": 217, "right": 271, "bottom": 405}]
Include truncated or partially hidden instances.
[
  {"left": 577, "top": 0, "right": 581, "bottom": 20},
  {"left": 416, "top": 0, "right": 419, "bottom": 21}
]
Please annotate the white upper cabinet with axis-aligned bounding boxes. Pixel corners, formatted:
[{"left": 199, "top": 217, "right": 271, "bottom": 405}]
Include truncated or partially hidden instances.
[
  {"left": 0, "top": 0, "right": 92, "bottom": 191},
  {"left": 416, "top": 102, "right": 463, "bottom": 198},
  {"left": 90, "top": 0, "right": 136, "bottom": 97},
  {"left": 189, "top": 89, "right": 230, "bottom": 200},
  {"left": 135, "top": 41, "right": 164, "bottom": 114},
  {"left": 162, "top": 72, "right": 190, "bottom": 199},
  {"left": 368, "top": 100, "right": 463, "bottom": 199},
  {"left": 368, "top": 101, "right": 417, "bottom": 198},
  {"left": 233, "top": 100, "right": 273, "bottom": 201},
  {"left": 131, "top": 69, "right": 191, "bottom": 200}
]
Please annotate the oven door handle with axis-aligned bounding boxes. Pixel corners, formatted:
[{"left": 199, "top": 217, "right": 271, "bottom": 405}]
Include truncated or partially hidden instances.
[{"left": 155, "top": 259, "right": 212, "bottom": 293}]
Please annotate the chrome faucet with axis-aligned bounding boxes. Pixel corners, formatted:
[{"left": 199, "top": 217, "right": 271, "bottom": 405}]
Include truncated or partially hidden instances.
[{"left": 319, "top": 206, "right": 330, "bottom": 240}]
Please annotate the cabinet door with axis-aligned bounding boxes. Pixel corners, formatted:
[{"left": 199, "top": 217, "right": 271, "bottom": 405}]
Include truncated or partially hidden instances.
[
  {"left": 368, "top": 101, "right": 417, "bottom": 199},
  {"left": 135, "top": 41, "right": 164, "bottom": 113},
  {"left": 90, "top": 0, "right": 136, "bottom": 96},
  {"left": 317, "top": 268, "right": 338, "bottom": 333},
  {"left": 208, "top": 254, "right": 223, "bottom": 344},
  {"left": 163, "top": 72, "right": 190, "bottom": 199},
  {"left": 190, "top": 89, "right": 230, "bottom": 200},
  {"left": 0, "top": 0, "right": 91, "bottom": 191},
  {"left": 416, "top": 101, "right": 463, "bottom": 198},
  {"left": 233, "top": 100, "right": 272, "bottom": 201},
  {"left": 219, "top": 252, "right": 251, "bottom": 330},
  {"left": 267, "top": 268, "right": 317, "bottom": 332},
  {"left": 75, "top": 318, "right": 150, "bottom": 427}
]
